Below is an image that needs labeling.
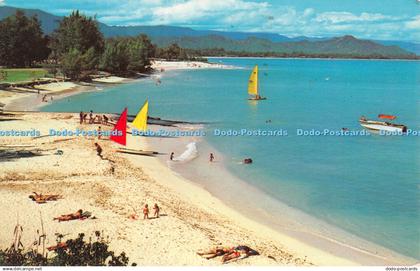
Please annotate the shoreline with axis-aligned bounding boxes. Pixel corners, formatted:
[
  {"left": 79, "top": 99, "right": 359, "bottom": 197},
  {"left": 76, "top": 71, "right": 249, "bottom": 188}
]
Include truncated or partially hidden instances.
[
  {"left": 206, "top": 56, "right": 420, "bottom": 62},
  {"left": 0, "top": 61, "right": 416, "bottom": 266},
  {"left": 143, "top": 124, "right": 416, "bottom": 265},
  {"left": 0, "top": 61, "right": 235, "bottom": 112},
  {"left": 0, "top": 112, "right": 312, "bottom": 266},
  {"left": 1, "top": 77, "right": 131, "bottom": 112}
]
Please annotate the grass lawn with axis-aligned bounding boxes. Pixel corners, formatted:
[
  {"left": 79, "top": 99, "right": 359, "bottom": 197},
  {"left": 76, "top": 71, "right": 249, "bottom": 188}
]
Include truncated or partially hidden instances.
[{"left": 0, "top": 68, "right": 50, "bottom": 83}]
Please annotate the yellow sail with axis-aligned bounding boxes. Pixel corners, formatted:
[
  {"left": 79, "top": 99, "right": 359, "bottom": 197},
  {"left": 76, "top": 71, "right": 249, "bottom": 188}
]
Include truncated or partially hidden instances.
[
  {"left": 132, "top": 100, "right": 148, "bottom": 131},
  {"left": 248, "top": 65, "right": 258, "bottom": 96}
]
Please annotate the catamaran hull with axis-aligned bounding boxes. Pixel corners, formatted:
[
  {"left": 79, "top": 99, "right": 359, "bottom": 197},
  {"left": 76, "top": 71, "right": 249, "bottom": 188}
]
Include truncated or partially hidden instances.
[{"left": 248, "top": 97, "right": 267, "bottom": 101}]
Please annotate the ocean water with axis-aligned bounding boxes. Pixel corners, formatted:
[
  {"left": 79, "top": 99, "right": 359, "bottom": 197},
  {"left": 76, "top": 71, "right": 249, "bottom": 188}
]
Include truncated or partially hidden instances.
[{"left": 42, "top": 58, "right": 420, "bottom": 260}]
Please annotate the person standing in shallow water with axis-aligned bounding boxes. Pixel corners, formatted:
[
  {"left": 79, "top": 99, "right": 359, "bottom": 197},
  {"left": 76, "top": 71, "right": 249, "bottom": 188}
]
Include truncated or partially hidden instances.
[
  {"left": 210, "top": 153, "right": 215, "bottom": 162},
  {"left": 170, "top": 152, "right": 174, "bottom": 161}
]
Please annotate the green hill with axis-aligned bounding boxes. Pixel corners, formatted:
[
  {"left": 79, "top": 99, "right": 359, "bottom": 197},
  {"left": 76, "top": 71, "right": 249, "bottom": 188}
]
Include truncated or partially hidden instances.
[
  {"left": 0, "top": 6, "right": 418, "bottom": 59},
  {"left": 153, "top": 35, "right": 416, "bottom": 59}
]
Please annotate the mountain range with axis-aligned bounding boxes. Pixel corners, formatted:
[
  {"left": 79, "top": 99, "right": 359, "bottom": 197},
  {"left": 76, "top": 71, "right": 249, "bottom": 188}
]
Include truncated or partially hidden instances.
[{"left": 1, "top": 6, "right": 419, "bottom": 58}]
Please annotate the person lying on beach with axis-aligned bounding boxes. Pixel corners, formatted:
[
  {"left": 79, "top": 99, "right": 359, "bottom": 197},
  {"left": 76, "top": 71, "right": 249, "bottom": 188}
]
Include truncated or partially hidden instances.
[
  {"left": 53, "top": 209, "right": 91, "bottom": 222},
  {"left": 94, "top": 142, "right": 103, "bottom": 158},
  {"left": 197, "top": 246, "right": 233, "bottom": 259},
  {"left": 143, "top": 204, "right": 149, "bottom": 219},
  {"left": 29, "top": 192, "right": 63, "bottom": 204},
  {"left": 153, "top": 203, "right": 160, "bottom": 218},
  {"left": 222, "top": 245, "right": 259, "bottom": 263}
]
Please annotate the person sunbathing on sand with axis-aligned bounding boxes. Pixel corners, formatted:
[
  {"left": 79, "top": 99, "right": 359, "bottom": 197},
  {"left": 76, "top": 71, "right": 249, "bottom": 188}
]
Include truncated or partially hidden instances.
[
  {"left": 29, "top": 192, "right": 62, "bottom": 204},
  {"left": 197, "top": 246, "right": 233, "bottom": 259},
  {"left": 54, "top": 209, "right": 82, "bottom": 222},
  {"left": 53, "top": 209, "right": 91, "bottom": 222},
  {"left": 222, "top": 245, "right": 259, "bottom": 263}
]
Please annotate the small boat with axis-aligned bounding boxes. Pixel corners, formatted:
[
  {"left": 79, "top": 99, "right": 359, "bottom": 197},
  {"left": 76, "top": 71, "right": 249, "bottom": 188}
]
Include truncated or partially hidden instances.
[
  {"left": 248, "top": 65, "right": 266, "bottom": 100},
  {"left": 359, "top": 115, "right": 407, "bottom": 133}
]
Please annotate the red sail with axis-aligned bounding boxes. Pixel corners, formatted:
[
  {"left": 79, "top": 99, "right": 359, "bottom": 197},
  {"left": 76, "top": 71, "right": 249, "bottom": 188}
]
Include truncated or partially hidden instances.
[
  {"left": 378, "top": 114, "right": 396, "bottom": 120},
  {"left": 110, "top": 108, "right": 127, "bottom": 145}
]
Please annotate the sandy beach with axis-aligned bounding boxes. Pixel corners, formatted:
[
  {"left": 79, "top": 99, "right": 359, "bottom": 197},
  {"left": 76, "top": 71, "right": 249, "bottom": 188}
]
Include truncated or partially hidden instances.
[
  {"left": 151, "top": 60, "right": 236, "bottom": 71},
  {"left": 0, "top": 112, "right": 312, "bottom": 266},
  {"left": 0, "top": 61, "right": 415, "bottom": 266},
  {"left": 0, "top": 111, "right": 414, "bottom": 266}
]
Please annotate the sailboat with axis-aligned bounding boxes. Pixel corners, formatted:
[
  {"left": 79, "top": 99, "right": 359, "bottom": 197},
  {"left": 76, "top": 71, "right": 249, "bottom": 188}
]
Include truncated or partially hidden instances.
[
  {"left": 248, "top": 65, "right": 266, "bottom": 100},
  {"left": 132, "top": 100, "right": 149, "bottom": 132}
]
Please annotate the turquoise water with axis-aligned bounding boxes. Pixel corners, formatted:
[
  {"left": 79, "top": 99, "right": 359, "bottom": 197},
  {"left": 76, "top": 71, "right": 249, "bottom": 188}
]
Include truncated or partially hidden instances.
[{"left": 43, "top": 58, "right": 420, "bottom": 259}]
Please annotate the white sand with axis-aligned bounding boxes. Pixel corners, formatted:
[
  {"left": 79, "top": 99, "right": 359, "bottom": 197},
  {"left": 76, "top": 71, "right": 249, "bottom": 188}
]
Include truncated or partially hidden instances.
[
  {"left": 92, "top": 76, "right": 128, "bottom": 83},
  {"left": 0, "top": 112, "right": 413, "bottom": 266},
  {"left": 34, "top": 82, "right": 79, "bottom": 92},
  {"left": 152, "top": 60, "right": 236, "bottom": 71}
]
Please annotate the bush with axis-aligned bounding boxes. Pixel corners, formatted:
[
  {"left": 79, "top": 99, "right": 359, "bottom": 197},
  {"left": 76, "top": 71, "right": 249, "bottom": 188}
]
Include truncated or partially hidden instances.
[{"left": 0, "top": 231, "right": 135, "bottom": 266}]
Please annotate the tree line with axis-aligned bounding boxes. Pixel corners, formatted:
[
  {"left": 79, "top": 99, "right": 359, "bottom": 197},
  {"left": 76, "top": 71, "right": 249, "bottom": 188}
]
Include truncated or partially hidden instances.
[{"left": 0, "top": 10, "right": 201, "bottom": 80}]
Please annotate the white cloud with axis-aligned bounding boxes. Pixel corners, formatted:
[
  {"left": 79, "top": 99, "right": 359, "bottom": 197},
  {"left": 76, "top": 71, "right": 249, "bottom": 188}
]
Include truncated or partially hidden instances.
[
  {"left": 405, "top": 15, "right": 420, "bottom": 29},
  {"left": 33, "top": 0, "right": 420, "bottom": 42},
  {"left": 0, "top": 0, "right": 5, "bottom": 6},
  {"left": 152, "top": 0, "right": 267, "bottom": 24},
  {"left": 303, "top": 8, "right": 315, "bottom": 18},
  {"left": 314, "top": 12, "right": 396, "bottom": 24}
]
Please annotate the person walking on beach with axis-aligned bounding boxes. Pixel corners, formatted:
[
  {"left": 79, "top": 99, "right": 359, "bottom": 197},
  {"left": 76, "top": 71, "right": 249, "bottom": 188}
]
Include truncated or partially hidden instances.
[
  {"left": 98, "top": 126, "right": 102, "bottom": 139},
  {"left": 94, "top": 142, "right": 103, "bottom": 159},
  {"left": 143, "top": 204, "right": 149, "bottom": 219},
  {"left": 170, "top": 152, "right": 174, "bottom": 161},
  {"left": 153, "top": 203, "right": 160, "bottom": 218},
  {"left": 83, "top": 113, "right": 88, "bottom": 124},
  {"left": 79, "top": 111, "right": 84, "bottom": 124},
  {"left": 210, "top": 153, "right": 215, "bottom": 162}
]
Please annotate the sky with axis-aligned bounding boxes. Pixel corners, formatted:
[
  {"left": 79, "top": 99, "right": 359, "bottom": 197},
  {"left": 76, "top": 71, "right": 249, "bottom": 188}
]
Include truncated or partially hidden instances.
[{"left": 1, "top": 0, "right": 420, "bottom": 42}]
